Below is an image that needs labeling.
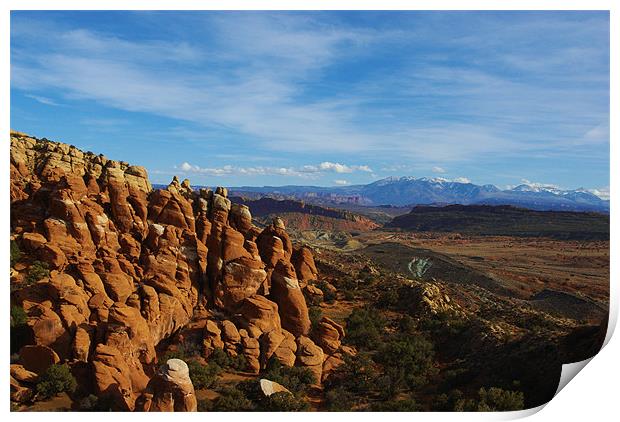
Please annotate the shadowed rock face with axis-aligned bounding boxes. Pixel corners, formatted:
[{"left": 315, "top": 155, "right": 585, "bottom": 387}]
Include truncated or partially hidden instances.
[{"left": 9, "top": 131, "right": 345, "bottom": 410}]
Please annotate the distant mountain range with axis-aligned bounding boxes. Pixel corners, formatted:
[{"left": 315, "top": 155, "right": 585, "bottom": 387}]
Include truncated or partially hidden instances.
[{"left": 227, "top": 177, "right": 609, "bottom": 213}]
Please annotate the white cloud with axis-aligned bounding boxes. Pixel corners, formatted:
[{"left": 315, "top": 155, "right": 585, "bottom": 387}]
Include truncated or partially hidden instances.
[
  {"left": 334, "top": 179, "right": 349, "bottom": 185},
  {"left": 10, "top": 12, "right": 609, "bottom": 169},
  {"left": 176, "top": 161, "right": 372, "bottom": 178},
  {"left": 520, "top": 179, "right": 559, "bottom": 189},
  {"left": 587, "top": 187, "right": 610, "bottom": 200},
  {"left": 317, "top": 162, "right": 373, "bottom": 173},
  {"left": 179, "top": 162, "right": 195, "bottom": 172},
  {"left": 432, "top": 166, "right": 446, "bottom": 174},
  {"left": 453, "top": 177, "right": 471, "bottom": 184}
]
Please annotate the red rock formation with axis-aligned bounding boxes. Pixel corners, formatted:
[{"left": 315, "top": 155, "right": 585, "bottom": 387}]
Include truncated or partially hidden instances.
[{"left": 9, "top": 131, "right": 343, "bottom": 410}]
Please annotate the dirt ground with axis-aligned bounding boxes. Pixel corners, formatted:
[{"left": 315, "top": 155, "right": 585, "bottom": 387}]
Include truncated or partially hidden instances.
[{"left": 311, "top": 230, "right": 609, "bottom": 306}]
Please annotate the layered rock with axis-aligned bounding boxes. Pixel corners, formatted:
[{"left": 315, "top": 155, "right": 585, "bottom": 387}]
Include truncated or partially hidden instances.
[{"left": 9, "top": 131, "right": 342, "bottom": 410}]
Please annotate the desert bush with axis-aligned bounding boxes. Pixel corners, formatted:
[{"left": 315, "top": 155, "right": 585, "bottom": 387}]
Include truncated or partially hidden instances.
[
  {"left": 335, "top": 276, "right": 358, "bottom": 291},
  {"left": 418, "top": 310, "right": 471, "bottom": 353},
  {"left": 374, "top": 334, "right": 437, "bottom": 392},
  {"left": 398, "top": 314, "right": 417, "bottom": 334},
  {"left": 309, "top": 306, "right": 323, "bottom": 330},
  {"left": 10, "top": 306, "right": 32, "bottom": 354},
  {"left": 342, "top": 289, "right": 356, "bottom": 300},
  {"left": 26, "top": 260, "right": 49, "bottom": 285},
  {"left": 263, "top": 357, "right": 316, "bottom": 394},
  {"left": 77, "top": 394, "right": 114, "bottom": 411},
  {"left": 325, "top": 387, "right": 356, "bottom": 411},
  {"left": 209, "top": 386, "right": 256, "bottom": 411},
  {"left": 377, "top": 288, "right": 399, "bottom": 308},
  {"left": 197, "top": 399, "right": 213, "bottom": 411},
  {"left": 11, "top": 306, "right": 27, "bottom": 328},
  {"left": 208, "top": 348, "right": 248, "bottom": 371},
  {"left": 439, "top": 368, "right": 473, "bottom": 392},
  {"left": 36, "top": 364, "right": 77, "bottom": 398},
  {"left": 324, "top": 353, "right": 379, "bottom": 396},
  {"left": 160, "top": 341, "right": 201, "bottom": 361},
  {"left": 344, "top": 307, "right": 386, "bottom": 349},
  {"left": 186, "top": 359, "right": 221, "bottom": 389},
  {"left": 433, "top": 389, "right": 464, "bottom": 411},
  {"left": 371, "top": 398, "right": 419, "bottom": 411},
  {"left": 454, "top": 387, "right": 524, "bottom": 411},
  {"left": 10, "top": 240, "right": 22, "bottom": 266},
  {"left": 263, "top": 391, "right": 310, "bottom": 411}
]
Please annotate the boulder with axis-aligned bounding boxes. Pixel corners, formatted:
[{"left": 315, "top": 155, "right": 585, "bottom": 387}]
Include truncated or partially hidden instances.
[
  {"left": 259, "top": 378, "right": 292, "bottom": 397},
  {"left": 137, "top": 359, "right": 197, "bottom": 412},
  {"left": 292, "top": 246, "right": 318, "bottom": 282},
  {"left": 10, "top": 364, "right": 39, "bottom": 384},
  {"left": 237, "top": 295, "right": 282, "bottom": 335},
  {"left": 295, "top": 336, "right": 324, "bottom": 384},
  {"left": 19, "top": 344, "right": 60, "bottom": 375},
  {"left": 313, "top": 317, "right": 345, "bottom": 355},
  {"left": 271, "top": 260, "right": 310, "bottom": 336}
]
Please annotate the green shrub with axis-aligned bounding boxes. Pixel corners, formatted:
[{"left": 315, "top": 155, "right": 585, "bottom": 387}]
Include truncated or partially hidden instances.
[
  {"left": 264, "top": 391, "right": 310, "bottom": 411},
  {"left": 10, "top": 306, "right": 32, "bottom": 354},
  {"left": 36, "top": 364, "right": 77, "bottom": 398},
  {"left": 10, "top": 306, "right": 27, "bottom": 328},
  {"left": 77, "top": 394, "right": 114, "bottom": 411},
  {"left": 377, "top": 288, "right": 399, "bottom": 308},
  {"left": 10, "top": 240, "right": 22, "bottom": 266},
  {"left": 309, "top": 306, "right": 323, "bottom": 330},
  {"left": 197, "top": 399, "right": 212, "bottom": 411},
  {"left": 336, "top": 276, "right": 358, "bottom": 292},
  {"left": 26, "top": 261, "right": 49, "bottom": 285},
  {"left": 398, "top": 315, "right": 417, "bottom": 334},
  {"left": 439, "top": 368, "right": 473, "bottom": 392},
  {"left": 229, "top": 353, "right": 248, "bottom": 371},
  {"left": 207, "top": 348, "right": 247, "bottom": 371},
  {"left": 208, "top": 348, "right": 230, "bottom": 367},
  {"left": 454, "top": 387, "right": 524, "bottom": 411},
  {"left": 186, "top": 359, "right": 221, "bottom": 389},
  {"left": 342, "top": 289, "right": 356, "bottom": 300},
  {"left": 325, "top": 387, "right": 356, "bottom": 411},
  {"left": 433, "top": 389, "right": 464, "bottom": 411},
  {"left": 418, "top": 310, "right": 471, "bottom": 350},
  {"left": 344, "top": 307, "right": 385, "bottom": 349},
  {"left": 210, "top": 386, "right": 256, "bottom": 411},
  {"left": 374, "top": 334, "right": 437, "bottom": 391},
  {"left": 263, "top": 357, "right": 316, "bottom": 394},
  {"left": 371, "top": 398, "right": 419, "bottom": 411},
  {"left": 324, "top": 353, "right": 379, "bottom": 396}
]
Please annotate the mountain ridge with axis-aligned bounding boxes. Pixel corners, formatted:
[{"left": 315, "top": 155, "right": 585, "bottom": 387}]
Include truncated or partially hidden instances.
[{"left": 224, "top": 176, "right": 609, "bottom": 212}]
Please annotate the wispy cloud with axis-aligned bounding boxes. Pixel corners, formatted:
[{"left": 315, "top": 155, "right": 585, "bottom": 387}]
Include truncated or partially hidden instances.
[
  {"left": 10, "top": 11, "right": 609, "bottom": 189},
  {"left": 25, "top": 94, "right": 59, "bottom": 106},
  {"left": 334, "top": 179, "right": 350, "bottom": 185}
]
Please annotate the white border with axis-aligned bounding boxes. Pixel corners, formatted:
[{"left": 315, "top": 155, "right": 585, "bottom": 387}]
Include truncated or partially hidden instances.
[{"left": 2, "top": 1, "right": 617, "bottom": 420}]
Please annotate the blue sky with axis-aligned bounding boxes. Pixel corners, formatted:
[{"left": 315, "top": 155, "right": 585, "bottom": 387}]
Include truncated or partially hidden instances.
[{"left": 10, "top": 11, "right": 609, "bottom": 195}]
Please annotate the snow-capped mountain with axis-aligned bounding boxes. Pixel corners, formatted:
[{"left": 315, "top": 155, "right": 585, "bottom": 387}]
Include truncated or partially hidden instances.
[{"left": 229, "top": 176, "right": 609, "bottom": 212}]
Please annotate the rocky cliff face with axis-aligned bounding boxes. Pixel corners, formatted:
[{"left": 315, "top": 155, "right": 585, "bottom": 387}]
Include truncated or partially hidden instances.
[{"left": 9, "top": 131, "right": 345, "bottom": 410}]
